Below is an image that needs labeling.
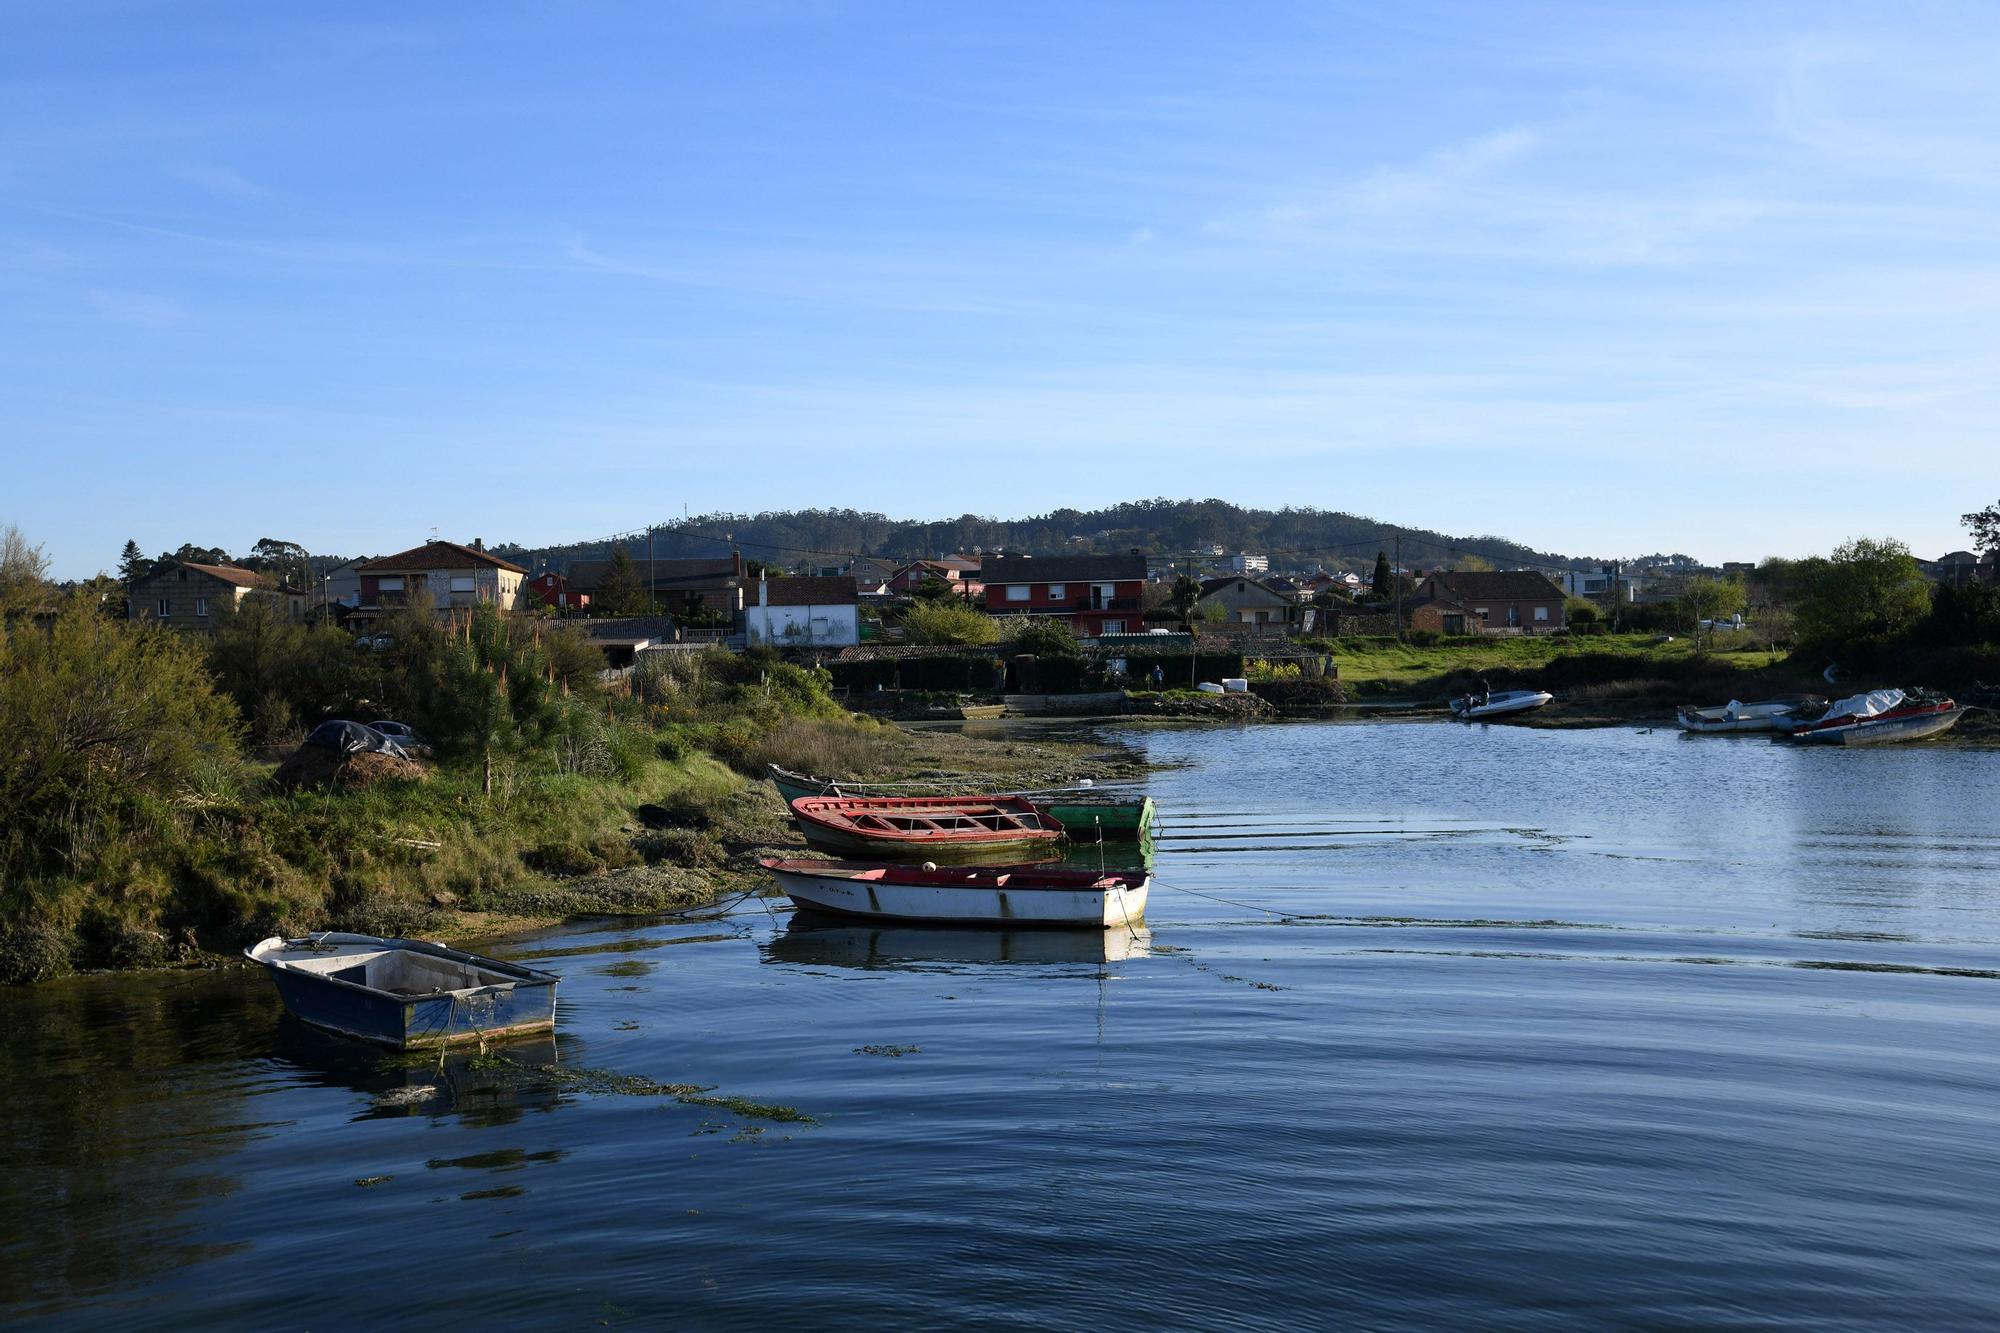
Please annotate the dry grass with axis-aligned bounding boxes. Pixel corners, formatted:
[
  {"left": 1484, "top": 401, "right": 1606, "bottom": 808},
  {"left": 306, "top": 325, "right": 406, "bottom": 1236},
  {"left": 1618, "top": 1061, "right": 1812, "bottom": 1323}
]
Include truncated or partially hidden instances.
[{"left": 746, "top": 717, "right": 897, "bottom": 779}]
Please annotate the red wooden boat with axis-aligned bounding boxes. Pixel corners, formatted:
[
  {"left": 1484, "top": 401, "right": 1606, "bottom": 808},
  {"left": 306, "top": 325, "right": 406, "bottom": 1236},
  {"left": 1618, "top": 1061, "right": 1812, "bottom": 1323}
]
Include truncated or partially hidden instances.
[{"left": 787, "top": 794, "right": 1066, "bottom": 860}]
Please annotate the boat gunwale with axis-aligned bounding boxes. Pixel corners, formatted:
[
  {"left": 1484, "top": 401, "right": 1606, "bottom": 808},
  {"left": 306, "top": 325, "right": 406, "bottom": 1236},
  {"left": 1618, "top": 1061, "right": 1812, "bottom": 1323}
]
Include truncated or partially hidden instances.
[{"left": 245, "top": 933, "right": 558, "bottom": 1003}]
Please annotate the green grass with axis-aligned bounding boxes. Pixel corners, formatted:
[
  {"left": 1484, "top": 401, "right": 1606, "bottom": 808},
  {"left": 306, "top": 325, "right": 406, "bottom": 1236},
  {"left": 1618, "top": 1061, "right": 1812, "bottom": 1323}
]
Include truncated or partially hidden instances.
[{"left": 1326, "top": 633, "right": 1787, "bottom": 695}]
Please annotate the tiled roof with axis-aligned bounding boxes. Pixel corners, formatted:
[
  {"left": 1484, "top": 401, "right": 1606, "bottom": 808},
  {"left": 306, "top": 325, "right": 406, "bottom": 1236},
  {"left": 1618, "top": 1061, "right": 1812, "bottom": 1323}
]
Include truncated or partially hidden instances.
[
  {"left": 980, "top": 554, "right": 1146, "bottom": 584},
  {"left": 756, "top": 576, "right": 858, "bottom": 605},
  {"left": 565, "top": 555, "right": 739, "bottom": 592},
  {"left": 180, "top": 561, "right": 271, "bottom": 588},
  {"left": 362, "top": 541, "right": 527, "bottom": 575},
  {"left": 1421, "top": 570, "right": 1564, "bottom": 601}
]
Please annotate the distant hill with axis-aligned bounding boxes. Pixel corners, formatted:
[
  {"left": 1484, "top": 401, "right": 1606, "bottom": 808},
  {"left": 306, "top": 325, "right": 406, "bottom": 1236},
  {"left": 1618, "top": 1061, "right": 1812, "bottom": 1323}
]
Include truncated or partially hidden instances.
[{"left": 494, "top": 498, "right": 1597, "bottom": 578}]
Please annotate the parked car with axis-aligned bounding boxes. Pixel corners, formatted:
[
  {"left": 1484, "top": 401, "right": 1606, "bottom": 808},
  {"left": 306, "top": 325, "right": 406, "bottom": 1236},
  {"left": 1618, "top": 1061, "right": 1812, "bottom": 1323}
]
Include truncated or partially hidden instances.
[
  {"left": 303, "top": 720, "right": 411, "bottom": 761},
  {"left": 366, "top": 720, "right": 432, "bottom": 755}
]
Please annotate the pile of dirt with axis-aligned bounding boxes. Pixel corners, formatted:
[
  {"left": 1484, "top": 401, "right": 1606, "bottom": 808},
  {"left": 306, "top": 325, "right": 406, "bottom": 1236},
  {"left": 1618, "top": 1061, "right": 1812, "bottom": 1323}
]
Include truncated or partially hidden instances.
[{"left": 270, "top": 744, "right": 428, "bottom": 792}]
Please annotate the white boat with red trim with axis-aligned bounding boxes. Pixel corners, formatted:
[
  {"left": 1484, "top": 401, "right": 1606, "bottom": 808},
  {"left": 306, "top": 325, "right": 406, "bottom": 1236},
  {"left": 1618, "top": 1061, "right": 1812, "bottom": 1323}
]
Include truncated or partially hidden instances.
[
  {"left": 1782, "top": 688, "right": 1965, "bottom": 745},
  {"left": 760, "top": 858, "right": 1150, "bottom": 927}
]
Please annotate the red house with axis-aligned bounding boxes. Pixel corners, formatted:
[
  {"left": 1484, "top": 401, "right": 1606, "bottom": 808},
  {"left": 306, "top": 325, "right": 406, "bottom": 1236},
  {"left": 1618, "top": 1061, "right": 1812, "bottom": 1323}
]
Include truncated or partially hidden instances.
[
  {"left": 888, "top": 558, "right": 983, "bottom": 600},
  {"left": 980, "top": 554, "right": 1146, "bottom": 637},
  {"left": 527, "top": 570, "right": 585, "bottom": 611}
]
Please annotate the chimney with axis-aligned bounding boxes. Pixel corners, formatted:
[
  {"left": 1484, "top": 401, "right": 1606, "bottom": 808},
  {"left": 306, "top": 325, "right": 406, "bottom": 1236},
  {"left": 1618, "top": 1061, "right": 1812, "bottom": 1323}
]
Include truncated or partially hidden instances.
[{"left": 472, "top": 537, "right": 484, "bottom": 551}]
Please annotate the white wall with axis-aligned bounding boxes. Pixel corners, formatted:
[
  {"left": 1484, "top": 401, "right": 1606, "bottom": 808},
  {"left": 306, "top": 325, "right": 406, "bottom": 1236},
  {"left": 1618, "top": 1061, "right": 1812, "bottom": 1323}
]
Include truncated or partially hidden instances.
[{"left": 746, "top": 602, "right": 860, "bottom": 647}]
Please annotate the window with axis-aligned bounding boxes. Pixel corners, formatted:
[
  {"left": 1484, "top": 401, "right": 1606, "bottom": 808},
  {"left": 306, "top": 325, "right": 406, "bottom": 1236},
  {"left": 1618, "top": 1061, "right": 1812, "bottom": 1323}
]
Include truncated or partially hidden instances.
[
  {"left": 1534, "top": 605, "right": 1549, "bottom": 622},
  {"left": 1102, "top": 620, "right": 1125, "bottom": 635},
  {"left": 178, "top": 568, "right": 188, "bottom": 582},
  {"left": 1047, "top": 584, "right": 1066, "bottom": 600},
  {"left": 157, "top": 598, "right": 171, "bottom": 618},
  {"left": 379, "top": 577, "right": 405, "bottom": 592},
  {"left": 195, "top": 598, "right": 208, "bottom": 617},
  {"left": 450, "top": 576, "right": 475, "bottom": 593},
  {"left": 1004, "top": 585, "right": 1030, "bottom": 602},
  {"left": 1474, "top": 606, "right": 1489, "bottom": 620},
  {"left": 1507, "top": 606, "right": 1521, "bottom": 627}
]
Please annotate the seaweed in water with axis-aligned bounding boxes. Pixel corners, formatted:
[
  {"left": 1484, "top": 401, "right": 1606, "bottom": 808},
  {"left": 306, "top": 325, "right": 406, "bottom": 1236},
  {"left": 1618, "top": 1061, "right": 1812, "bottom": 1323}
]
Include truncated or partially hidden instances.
[{"left": 854, "top": 1044, "right": 921, "bottom": 1057}]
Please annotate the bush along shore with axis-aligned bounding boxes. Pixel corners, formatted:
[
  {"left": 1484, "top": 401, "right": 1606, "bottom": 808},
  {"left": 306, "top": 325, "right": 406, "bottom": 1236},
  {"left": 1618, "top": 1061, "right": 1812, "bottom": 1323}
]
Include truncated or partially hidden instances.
[{"left": 0, "top": 598, "right": 1143, "bottom": 985}]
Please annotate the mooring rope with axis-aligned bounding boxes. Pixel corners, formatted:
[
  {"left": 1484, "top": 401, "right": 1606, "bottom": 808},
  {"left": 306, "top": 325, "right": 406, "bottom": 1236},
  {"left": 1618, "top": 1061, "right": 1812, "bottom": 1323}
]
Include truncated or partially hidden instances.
[{"left": 1147, "top": 876, "right": 1296, "bottom": 921}]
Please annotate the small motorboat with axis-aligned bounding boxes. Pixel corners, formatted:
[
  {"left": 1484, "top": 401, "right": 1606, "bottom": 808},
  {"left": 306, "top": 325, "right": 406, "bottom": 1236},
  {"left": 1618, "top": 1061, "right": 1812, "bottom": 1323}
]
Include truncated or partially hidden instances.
[
  {"left": 1449, "top": 689, "right": 1553, "bottom": 720},
  {"left": 788, "top": 794, "right": 1066, "bottom": 860},
  {"left": 760, "top": 858, "right": 1150, "bottom": 927},
  {"left": 245, "top": 933, "right": 559, "bottom": 1050},
  {"left": 1782, "top": 688, "right": 1965, "bottom": 746},
  {"left": 1677, "top": 696, "right": 1822, "bottom": 734},
  {"left": 767, "top": 764, "right": 1156, "bottom": 844}
]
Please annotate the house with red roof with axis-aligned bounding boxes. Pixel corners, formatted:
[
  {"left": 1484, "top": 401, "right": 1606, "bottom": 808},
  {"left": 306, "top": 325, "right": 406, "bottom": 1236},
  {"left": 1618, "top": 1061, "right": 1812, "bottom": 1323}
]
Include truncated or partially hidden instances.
[{"left": 353, "top": 539, "right": 528, "bottom": 623}]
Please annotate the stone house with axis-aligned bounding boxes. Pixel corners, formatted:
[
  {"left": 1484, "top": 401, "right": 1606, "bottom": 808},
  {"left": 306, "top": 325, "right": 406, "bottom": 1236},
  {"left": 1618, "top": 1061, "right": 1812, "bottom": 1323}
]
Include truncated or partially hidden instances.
[
  {"left": 126, "top": 561, "right": 274, "bottom": 631},
  {"left": 1414, "top": 571, "right": 1566, "bottom": 634}
]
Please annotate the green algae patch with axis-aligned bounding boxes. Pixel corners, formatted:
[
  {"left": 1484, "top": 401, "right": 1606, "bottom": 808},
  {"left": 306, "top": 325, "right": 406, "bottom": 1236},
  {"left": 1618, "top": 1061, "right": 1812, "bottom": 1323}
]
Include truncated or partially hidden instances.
[
  {"left": 854, "top": 1044, "right": 921, "bottom": 1057},
  {"left": 677, "top": 1094, "right": 816, "bottom": 1124}
]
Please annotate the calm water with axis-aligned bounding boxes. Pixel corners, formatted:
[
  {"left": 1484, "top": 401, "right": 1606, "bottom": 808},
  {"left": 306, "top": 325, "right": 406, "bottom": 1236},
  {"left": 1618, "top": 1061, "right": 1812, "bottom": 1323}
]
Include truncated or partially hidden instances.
[{"left": 9, "top": 720, "right": 2000, "bottom": 1328}]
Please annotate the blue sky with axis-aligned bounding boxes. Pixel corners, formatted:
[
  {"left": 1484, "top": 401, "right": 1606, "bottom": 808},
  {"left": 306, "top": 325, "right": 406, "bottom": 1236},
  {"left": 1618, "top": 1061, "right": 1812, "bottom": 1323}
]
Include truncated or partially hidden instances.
[{"left": 6, "top": 2, "right": 1999, "bottom": 577}]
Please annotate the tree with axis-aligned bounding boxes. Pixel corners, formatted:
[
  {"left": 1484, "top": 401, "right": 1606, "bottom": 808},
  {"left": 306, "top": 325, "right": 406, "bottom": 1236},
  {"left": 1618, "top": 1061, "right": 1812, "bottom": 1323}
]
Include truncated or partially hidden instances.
[
  {"left": 1792, "top": 538, "right": 1932, "bottom": 649},
  {"left": 1677, "top": 576, "right": 1747, "bottom": 653},
  {"left": 1963, "top": 501, "right": 2000, "bottom": 554},
  {"left": 245, "top": 538, "right": 312, "bottom": 589},
  {"left": 118, "top": 539, "right": 151, "bottom": 586},
  {"left": 594, "top": 547, "right": 647, "bottom": 616},
  {"left": 901, "top": 600, "right": 1000, "bottom": 645},
  {"left": 1010, "top": 617, "right": 1078, "bottom": 656},
  {"left": 0, "top": 526, "right": 52, "bottom": 617},
  {"left": 1371, "top": 551, "right": 1392, "bottom": 601},
  {"left": 909, "top": 576, "right": 958, "bottom": 603},
  {"left": 1168, "top": 574, "right": 1202, "bottom": 631}
]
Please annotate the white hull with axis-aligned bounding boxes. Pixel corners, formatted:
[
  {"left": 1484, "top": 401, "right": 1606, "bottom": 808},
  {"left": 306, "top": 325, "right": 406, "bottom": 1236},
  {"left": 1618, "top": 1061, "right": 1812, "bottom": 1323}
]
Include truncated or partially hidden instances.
[
  {"left": 768, "top": 866, "right": 1150, "bottom": 927},
  {"left": 1677, "top": 699, "right": 1812, "bottom": 733},
  {"left": 1451, "top": 691, "right": 1553, "bottom": 720}
]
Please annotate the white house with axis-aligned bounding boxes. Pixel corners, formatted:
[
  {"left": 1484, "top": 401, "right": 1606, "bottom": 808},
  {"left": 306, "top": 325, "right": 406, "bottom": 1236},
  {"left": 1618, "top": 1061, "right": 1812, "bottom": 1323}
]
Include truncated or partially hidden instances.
[{"left": 745, "top": 574, "right": 860, "bottom": 648}]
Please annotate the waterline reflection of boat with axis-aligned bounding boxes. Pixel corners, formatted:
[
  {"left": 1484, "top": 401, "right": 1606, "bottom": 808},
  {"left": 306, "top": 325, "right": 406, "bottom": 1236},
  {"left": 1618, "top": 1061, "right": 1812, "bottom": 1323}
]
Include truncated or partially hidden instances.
[
  {"left": 761, "top": 858, "right": 1150, "bottom": 927},
  {"left": 765, "top": 917, "right": 1152, "bottom": 969}
]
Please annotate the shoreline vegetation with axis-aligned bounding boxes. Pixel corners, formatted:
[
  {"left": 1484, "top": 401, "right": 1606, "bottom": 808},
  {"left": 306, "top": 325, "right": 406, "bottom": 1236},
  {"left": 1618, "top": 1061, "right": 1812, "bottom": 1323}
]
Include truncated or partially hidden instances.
[{"left": 0, "top": 597, "right": 1144, "bottom": 986}]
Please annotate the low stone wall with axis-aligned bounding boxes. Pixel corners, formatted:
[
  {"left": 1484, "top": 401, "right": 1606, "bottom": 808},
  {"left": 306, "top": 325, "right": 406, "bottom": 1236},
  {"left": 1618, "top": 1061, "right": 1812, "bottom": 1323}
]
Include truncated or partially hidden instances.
[{"left": 1003, "top": 690, "right": 1129, "bottom": 716}]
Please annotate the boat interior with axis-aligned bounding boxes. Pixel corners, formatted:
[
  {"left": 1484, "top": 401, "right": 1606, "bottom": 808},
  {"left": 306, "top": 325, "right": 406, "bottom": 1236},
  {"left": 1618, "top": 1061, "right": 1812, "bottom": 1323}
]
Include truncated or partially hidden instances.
[{"left": 264, "top": 940, "right": 520, "bottom": 997}]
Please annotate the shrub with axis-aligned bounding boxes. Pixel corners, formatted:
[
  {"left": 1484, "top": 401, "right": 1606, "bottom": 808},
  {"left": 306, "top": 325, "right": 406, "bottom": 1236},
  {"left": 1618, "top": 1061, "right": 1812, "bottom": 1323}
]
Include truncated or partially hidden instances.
[
  {"left": 746, "top": 717, "right": 893, "bottom": 778},
  {"left": 1009, "top": 618, "right": 1079, "bottom": 657},
  {"left": 902, "top": 601, "right": 1001, "bottom": 645}
]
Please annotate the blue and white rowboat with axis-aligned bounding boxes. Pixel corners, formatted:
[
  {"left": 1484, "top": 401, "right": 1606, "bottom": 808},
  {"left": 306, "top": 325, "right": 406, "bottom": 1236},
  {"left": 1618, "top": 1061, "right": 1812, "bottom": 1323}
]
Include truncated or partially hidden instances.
[{"left": 246, "top": 932, "right": 558, "bottom": 1050}]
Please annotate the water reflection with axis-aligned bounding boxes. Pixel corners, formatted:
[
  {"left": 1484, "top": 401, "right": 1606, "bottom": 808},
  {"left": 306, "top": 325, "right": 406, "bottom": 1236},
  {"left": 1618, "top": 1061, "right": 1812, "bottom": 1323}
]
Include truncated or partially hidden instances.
[
  {"left": 269, "top": 1020, "right": 564, "bottom": 1125},
  {"left": 764, "top": 915, "right": 1152, "bottom": 969},
  {"left": 0, "top": 969, "right": 272, "bottom": 1314}
]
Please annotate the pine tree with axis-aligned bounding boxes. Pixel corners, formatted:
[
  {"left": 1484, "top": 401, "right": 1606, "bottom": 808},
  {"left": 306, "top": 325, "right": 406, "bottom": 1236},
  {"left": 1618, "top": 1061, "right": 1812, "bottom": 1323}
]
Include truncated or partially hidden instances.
[
  {"left": 1371, "top": 550, "right": 1392, "bottom": 601},
  {"left": 118, "top": 539, "right": 149, "bottom": 586},
  {"left": 594, "top": 547, "right": 647, "bottom": 616}
]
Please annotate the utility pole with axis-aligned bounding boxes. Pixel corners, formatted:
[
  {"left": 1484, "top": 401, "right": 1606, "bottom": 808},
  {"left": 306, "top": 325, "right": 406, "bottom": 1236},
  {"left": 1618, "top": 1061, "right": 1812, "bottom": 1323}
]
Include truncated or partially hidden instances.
[
  {"left": 647, "top": 525, "right": 656, "bottom": 615},
  {"left": 1611, "top": 560, "right": 1622, "bottom": 633},
  {"left": 1394, "top": 530, "right": 1403, "bottom": 641}
]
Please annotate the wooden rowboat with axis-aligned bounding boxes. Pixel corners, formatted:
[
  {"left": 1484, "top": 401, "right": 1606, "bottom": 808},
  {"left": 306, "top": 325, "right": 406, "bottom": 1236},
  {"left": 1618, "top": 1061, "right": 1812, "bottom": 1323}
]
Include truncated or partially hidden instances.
[
  {"left": 787, "top": 794, "right": 1066, "bottom": 860},
  {"left": 761, "top": 858, "right": 1150, "bottom": 927},
  {"left": 767, "top": 764, "right": 1155, "bottom": 844},
  {"left": 245, "top": 933, "right": 558, "bottom": 1050}
]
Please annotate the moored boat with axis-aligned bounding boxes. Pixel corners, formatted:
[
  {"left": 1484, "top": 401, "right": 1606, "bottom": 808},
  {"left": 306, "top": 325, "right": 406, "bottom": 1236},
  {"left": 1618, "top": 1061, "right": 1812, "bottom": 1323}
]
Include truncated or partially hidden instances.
[
  {"left": 788, "top": 794, "right": 1066, "bottom": 859},
  {"left": 1450, "top": 689, "right": 1553, "bottom": 720},
  {"left": 768, "top": 764, "right": 1154, "bottom": 844},
  {"left": 761, "top": 858, "right": 1150, "bottom": 927},
  {"left": 1782, "top": 688, "right": 1964, "bottom": 745},
  {"left": 1677, "top": 696, "right": 1822, "bottom": 734},
  {"left": 245, "top": 933, "right": 559, "bottom": 1050}
]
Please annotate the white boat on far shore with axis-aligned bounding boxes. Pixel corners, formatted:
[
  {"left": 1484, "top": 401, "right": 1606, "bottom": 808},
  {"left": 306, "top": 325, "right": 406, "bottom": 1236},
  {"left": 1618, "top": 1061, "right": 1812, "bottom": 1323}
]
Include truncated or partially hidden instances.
[
  {"left": 1677, "top": 696, "right": 1820, "bottom": 734},
  {"left": 1450, "top": 689, "right": 1553, "bottom": 720}
]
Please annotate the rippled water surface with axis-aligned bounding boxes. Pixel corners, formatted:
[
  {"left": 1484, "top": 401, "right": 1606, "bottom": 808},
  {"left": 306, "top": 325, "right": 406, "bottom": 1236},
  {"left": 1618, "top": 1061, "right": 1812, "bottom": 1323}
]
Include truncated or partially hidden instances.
[{"left": 10, "top": 720, "right": 2000, "bottom": 1328}]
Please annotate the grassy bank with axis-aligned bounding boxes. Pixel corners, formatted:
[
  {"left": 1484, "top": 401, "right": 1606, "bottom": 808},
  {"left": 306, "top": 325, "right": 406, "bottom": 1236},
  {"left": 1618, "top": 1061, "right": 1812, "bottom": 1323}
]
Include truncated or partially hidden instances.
[{"left": 0, "top": 603, "right": 1137, "bottom": 985}]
